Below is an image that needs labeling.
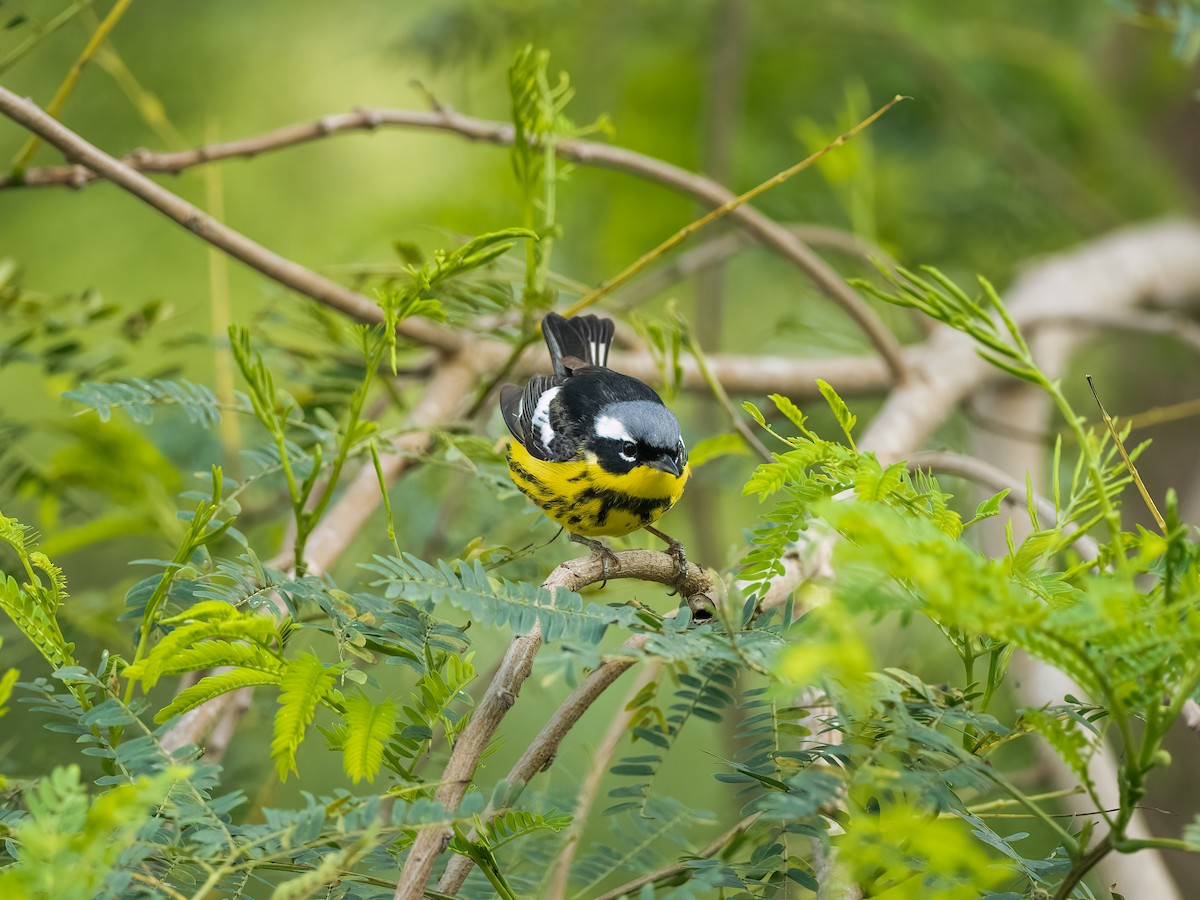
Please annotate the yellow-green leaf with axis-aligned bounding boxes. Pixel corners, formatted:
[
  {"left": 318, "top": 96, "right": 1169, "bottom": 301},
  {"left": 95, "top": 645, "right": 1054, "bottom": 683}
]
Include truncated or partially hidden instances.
[
  {"left": 342, "top": 693, "right": 397, "bottom": 784},
  {"left": 272, "top": 653, "right": 337, "bottom": 781},
  {"left": 815, "top": 379, "right": 857, "bottom": 450}
]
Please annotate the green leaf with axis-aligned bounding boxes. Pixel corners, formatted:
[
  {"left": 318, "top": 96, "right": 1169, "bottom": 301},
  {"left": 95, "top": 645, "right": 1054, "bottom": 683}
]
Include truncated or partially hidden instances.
[
  {"left": 124, "top": 604, "right": 279, "bottom": 691},
  {"left": 365, "top": 555, "right": 637, "bottom": 644},
  {"left": 479, "top": 808, "right": 572, "bottom": 851},
  {"left": 155, "top": 667, "right": 283, "bottom": 723},
  {"left": 688, "top": 433, "right": 750, "bottom": 468},
  {"left": 742, "top": 401, "right": 766, "bottom": 427},
  {"left": 964, "top": 489, "right": 1011, "bottom": 529},
  {"left": 63, "top": 378, "right": 226, "bottom": 427},
  {"left": 1023, "top": 708, "right": 1096, "bottom": 788},
  {"left": 815, "top": 380, "right": 857, "bottom": 450},
  {"left": 854, "top": 459, "right": 906, "bottom": 502},
  {"left": 342, "top": 692, "right": 397, "bottom": 784},
  {"left": 272, "top": 652, "right": 338, "bottom": 781},
  {"left": 769, "top": 393, "right": 810, "bottom": 436},
  {"left": 0, "top": 666, "right": 17, "bottom": 718}
]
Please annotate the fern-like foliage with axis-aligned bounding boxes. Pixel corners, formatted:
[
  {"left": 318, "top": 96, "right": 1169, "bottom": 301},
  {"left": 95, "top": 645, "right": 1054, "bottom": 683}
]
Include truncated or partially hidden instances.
[
  {"left": 569, "top": 797, "right": 719, "bottom": 900},
  {"left": 342, "top": 691, "right": 397, "bottom": 784},
  {"left": 64, "top": 377, "right": 230, "bottom": 427},
  {"left": 0, "top": 763, "right": 184, "bottom": 900},
  {"left": 377, "top": 227, "right": 535, "bottom": 364},
  {"left": 124, "top": 599, "right": 283, "bottom": 692},
  {"left": 365, "top": 554, "right": 639, "bottom": 644},
  {"left": 292, "top": 575, "right": 468, "bottom": 672},
  {"left": 272, "top": 652, "right": 341, "bottom": 781},
  {"left": 0, "top": 513, "right": 76, "bottom": 673},
  {"left": 477, "top": 807, "right": 573, "bottom": 852},
  {"left": 606, "top": 661, "right": 737, "bottom": 816},
  {"left": 391, "top": 651, "right": 476, "bottom": 765},
  {"left": 738, "top": 390, "right": 963, "bottom": 601}
]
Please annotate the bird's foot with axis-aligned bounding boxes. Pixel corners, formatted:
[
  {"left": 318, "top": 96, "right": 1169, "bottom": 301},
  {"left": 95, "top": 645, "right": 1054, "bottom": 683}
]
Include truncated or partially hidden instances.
[
  {"left": 569, "top": 532, "right": 620, "bottom": 588},
  {"left": 646, "top": 526, "right": 689, "bottom": 596}
]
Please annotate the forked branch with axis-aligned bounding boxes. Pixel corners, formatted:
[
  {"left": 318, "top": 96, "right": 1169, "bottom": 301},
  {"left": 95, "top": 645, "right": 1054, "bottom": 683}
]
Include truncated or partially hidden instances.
[{"left": 392, "top": 550, "right": 715, "bottom": 900}]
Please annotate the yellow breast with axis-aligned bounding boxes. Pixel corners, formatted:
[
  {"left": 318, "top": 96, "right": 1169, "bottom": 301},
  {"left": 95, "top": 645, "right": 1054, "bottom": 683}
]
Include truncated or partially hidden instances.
[{"left": 506, "top": 440, "right": 689, "bottom": 537}]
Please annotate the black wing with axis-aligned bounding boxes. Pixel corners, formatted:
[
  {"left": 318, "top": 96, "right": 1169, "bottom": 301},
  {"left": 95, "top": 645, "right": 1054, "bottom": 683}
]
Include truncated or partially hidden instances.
[
  {"left": 541, "top": 313, "right": 615, "bottom": 376},
  {"left": 499, "top": 375, "right": 567, "bottom": 459}
]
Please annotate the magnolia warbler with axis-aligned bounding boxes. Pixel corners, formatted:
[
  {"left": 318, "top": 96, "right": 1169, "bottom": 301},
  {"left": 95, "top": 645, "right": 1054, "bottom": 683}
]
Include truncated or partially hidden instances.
[{"left": 500, "top": 313, "right": 691, "bottom": 577}]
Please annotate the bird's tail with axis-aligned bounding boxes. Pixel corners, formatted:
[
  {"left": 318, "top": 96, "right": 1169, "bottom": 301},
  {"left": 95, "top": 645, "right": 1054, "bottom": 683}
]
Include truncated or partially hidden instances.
[{"left": 541, "top": 313, "right": 615, "bottom": 376}]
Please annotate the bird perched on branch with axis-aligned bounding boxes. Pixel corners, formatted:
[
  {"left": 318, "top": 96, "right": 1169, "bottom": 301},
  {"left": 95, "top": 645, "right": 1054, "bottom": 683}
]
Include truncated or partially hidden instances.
[{"left": 500, "top": 312, "right": 690, "bottom": 580}]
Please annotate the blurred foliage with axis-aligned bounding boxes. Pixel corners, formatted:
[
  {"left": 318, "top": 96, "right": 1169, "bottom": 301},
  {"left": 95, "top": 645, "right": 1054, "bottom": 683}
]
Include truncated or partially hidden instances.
[{"left": 1, "top": 1, "right": 1200, "bottom": 898}]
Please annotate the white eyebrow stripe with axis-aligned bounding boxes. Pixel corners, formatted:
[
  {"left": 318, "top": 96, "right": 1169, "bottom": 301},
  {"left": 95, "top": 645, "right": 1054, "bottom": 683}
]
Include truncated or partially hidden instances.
[
  {"left": 531, "top": 386, "right": 560, "bottom": 447},
  {"left": 595, "top": 415, "right": 633, "bottom": 443}
]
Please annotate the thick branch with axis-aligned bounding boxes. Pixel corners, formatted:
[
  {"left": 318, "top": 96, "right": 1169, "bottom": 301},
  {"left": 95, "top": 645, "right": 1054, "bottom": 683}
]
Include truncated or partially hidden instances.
[
  {"left": 0, "top": 87, "right": 457, "bottom": 353},
  {"left": 863, "top": 220, "right": 1200, "bottom": 458},
  {"left": 393, "top": 552, "right": 715, "bottom": 900}
]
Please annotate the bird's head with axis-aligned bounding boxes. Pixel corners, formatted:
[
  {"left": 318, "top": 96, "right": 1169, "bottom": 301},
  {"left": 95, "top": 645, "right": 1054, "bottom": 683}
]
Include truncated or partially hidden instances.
[{"left": 588, "top": 400, "right": 687, "bottom": 478}]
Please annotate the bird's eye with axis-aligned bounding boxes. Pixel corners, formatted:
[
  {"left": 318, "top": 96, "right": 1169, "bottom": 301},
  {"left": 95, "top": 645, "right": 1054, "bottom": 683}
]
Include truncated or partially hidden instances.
[{"left": 620, "top": 441, "right": 638, "bottom": 461}]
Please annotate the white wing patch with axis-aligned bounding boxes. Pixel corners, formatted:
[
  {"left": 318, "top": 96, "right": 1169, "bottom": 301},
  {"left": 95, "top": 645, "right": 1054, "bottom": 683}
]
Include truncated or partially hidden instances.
[
  {"left": 595, "top": 414, "right": 634, "bottom": 443},
  {"left": 532, "top": 386, "right": 561, "bottom": 447}
]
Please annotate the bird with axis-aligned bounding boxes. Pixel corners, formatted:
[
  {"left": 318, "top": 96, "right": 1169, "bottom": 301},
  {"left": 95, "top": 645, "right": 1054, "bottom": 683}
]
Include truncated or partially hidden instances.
[{"left": 499, "top": 312, "right": 691, "bottom": 582}]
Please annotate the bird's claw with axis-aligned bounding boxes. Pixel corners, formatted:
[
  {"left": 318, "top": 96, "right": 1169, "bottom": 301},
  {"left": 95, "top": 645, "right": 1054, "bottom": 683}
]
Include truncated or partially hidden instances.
[
  {"left": 644, "top": 526, "right": 690, "bottom": 597},
  {"left": 663, "top": 539, "right": 689, "bottom": 597},
  {"left": 569, "top": 533, "right": 620, "bottom": 589},
  {"left": 662, "top": 535, "right": 691, "bottom": 600}
]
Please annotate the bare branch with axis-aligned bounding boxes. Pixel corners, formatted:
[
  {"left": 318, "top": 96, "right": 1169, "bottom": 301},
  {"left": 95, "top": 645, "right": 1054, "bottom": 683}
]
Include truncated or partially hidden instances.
[
  {"left": 5, "top": 102, "right": 906, "bottom": 379},
  {"left": 393, "top": 551, "right": 716, "bottom": 900},
  {"left": 603, "top": 347, "right": 894, "bottom": 400},
  {"left": 1031, "top": 309, "right": 1200, "bottom": 356},
  {"left": 0, "top": 87, "right": 458, "bottom": 354},
  {"left": 613, "top": 224, "right": 896, "bottom": 312},
  {"left": 1182, "top": 696, "right": 1200, "bottom": 737}
]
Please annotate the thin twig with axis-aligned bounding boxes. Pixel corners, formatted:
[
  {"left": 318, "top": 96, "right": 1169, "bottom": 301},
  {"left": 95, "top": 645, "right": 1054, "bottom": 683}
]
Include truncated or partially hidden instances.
[
  {"left": 0, "top": 88, "right": 458, "bottom": 354},
  {"left": 686, "top": 331, "right": 773, "bottom": 463},
  {"left": 0, "top": 0, "right": 100, "bottom": 74},
  {"left": 9, "top": 0, "right": 133, "bottom": 175},
  {"left": 561, "top": 95, "right": 908, "bottom": 316},
  {"left": 1085, "top": 375, "right": 1166, "bottom": 533},
  {"left": 613, "top": 224, "right": 897, "bottom": 312}
]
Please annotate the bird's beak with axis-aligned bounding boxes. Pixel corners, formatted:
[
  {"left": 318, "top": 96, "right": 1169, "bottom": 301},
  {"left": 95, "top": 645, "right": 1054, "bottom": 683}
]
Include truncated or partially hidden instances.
[{"left": 646, "top": 454, "right": 682, "bottom": 477}]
